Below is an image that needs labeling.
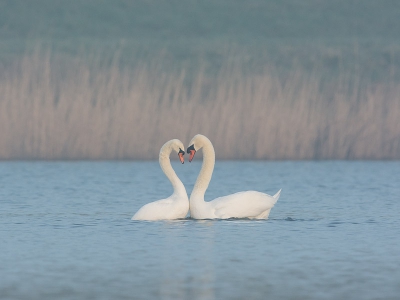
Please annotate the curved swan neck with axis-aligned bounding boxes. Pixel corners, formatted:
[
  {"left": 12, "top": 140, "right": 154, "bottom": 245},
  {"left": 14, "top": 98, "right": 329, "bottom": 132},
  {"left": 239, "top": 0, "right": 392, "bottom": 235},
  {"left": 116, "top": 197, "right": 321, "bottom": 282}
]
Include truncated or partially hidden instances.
[
  {"left": 159, "top": 143, "right": 186, "bottom": 196},
  {"left": 191, "top": 137, "right": 215, "bottom": 200}
]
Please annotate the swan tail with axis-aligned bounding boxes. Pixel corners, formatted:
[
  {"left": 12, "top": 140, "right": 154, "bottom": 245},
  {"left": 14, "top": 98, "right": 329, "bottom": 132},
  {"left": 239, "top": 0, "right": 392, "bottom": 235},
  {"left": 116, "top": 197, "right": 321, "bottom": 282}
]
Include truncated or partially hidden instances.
[{"left": 272, "top": 189, "right": 281, "bottom": 203}]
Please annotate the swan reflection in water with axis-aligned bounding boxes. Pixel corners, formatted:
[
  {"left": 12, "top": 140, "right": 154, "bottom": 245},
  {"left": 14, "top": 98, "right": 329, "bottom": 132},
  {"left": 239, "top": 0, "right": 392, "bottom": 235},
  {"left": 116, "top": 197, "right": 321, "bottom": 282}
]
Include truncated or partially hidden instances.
[{"left": 160, "top": 220, "right": 216, "bottom": 300}]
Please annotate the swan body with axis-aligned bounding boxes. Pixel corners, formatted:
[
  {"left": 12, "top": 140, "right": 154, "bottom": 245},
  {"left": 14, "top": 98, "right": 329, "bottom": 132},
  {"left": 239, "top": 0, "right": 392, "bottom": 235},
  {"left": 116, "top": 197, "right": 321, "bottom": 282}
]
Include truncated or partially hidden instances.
[
  {"left": 187, "top": 134, "right": 280, "bottom": 219},
  {"left": 132, "top": 139, "right": 189, "bottom": 221}
]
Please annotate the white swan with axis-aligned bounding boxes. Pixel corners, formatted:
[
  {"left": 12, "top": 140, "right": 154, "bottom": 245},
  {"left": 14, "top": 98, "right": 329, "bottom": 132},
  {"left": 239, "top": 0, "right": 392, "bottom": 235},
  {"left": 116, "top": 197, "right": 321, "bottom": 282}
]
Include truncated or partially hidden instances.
[
  {"left": 187, "top": 134, "right": 281, "bottom": 219},
  {"left": 132, "top": 139, "right": 189, "bottom": 220}
]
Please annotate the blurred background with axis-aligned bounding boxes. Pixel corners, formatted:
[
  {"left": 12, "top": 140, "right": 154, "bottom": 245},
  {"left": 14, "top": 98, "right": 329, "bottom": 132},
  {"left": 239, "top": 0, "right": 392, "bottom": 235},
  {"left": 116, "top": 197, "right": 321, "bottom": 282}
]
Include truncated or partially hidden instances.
[{"left": 0, "top": 0, "right": 399, "bottom": 160}]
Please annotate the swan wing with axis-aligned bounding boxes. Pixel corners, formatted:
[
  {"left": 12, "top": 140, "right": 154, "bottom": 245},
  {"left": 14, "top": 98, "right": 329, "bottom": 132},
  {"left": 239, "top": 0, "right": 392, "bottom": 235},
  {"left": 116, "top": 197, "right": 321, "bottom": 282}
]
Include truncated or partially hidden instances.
[
  {"left": 132, "top": 196, "right": 187, "bottom": 220},
  {"left": 211, "top": 190, "right": 279, "bottom": 219}
]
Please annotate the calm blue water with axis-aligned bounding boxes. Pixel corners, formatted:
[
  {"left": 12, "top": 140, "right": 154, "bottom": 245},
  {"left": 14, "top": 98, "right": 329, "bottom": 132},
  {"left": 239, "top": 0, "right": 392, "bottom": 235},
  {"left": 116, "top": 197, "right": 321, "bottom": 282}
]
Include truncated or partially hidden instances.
[{"left": 1, "top": 161, "right": 399, "bottom": 300}]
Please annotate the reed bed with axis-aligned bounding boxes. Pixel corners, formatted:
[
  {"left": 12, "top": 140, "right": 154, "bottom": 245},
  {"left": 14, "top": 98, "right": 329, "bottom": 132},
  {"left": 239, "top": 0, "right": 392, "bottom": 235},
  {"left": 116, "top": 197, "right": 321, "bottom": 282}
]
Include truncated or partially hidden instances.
[{"left": 0, "top": 52, "right": 399, "bottom": 160}]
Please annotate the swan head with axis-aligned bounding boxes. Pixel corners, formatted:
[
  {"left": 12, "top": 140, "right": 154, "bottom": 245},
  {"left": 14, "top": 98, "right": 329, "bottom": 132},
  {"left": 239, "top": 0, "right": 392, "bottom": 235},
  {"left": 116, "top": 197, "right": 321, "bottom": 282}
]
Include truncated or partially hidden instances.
[
  {"left": 187, "top": 144, "right": 196, "bottom": 162},
  {"left": 178, "top": 148, "right": 185, "bottom": 164},
  {"left": 173, "top": 139, "right": 186, "bottom": 164},
  {"left": 161, "top": 139, "right": 185, "bottom": 164},
  {"left": 187, "top": 134, "right": 211, "bottom": 162}
]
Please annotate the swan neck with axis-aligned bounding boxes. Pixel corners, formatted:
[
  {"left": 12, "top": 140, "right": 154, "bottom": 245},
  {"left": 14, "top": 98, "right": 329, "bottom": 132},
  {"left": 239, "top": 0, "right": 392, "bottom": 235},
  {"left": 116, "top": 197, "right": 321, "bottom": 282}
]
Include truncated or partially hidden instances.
[
  {"left": 191, "top": 140, "right": 215, "bottom": 201},
  {"left": 159, "top": 149, "right": 186, "bottom": 196}
]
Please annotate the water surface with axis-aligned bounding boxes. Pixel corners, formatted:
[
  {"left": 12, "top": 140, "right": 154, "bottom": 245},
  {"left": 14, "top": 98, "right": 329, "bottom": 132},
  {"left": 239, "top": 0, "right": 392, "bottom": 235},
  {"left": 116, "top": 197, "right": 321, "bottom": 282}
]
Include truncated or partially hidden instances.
[{"left": 1, "top": 161, "right": 399, "bottom": 299}]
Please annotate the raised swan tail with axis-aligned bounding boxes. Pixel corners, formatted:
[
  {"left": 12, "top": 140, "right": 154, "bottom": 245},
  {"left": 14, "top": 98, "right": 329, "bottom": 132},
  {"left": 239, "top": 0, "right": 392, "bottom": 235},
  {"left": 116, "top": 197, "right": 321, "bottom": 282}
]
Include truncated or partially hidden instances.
[{"left": 272, "top": 189, "right": 281, "bottom": 203}]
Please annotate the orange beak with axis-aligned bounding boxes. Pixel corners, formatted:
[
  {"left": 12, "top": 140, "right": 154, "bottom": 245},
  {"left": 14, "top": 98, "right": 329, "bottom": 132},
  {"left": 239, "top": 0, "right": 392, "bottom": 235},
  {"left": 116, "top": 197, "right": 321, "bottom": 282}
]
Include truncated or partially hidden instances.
[
  {"left": 189, "top": 150, "right": 196, "bottom": 162},
  {"left": 178, "top": 152, "right": 184, "bottom": 164}
]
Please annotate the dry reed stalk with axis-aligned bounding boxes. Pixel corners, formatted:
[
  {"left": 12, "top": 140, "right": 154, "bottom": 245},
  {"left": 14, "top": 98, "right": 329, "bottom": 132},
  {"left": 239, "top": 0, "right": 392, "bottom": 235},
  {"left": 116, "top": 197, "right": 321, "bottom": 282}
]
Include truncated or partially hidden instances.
[{"left": 0, "top": 52, "right": 399, "bottom": 160}]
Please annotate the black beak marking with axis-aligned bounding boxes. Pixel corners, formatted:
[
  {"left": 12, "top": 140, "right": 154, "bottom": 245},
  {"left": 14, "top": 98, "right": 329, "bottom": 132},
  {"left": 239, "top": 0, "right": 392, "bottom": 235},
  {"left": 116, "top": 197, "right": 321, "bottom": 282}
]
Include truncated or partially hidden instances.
[
  {"left": 178, "top": 148, "right": 185, "bottom": 164},
  {"left": 187, "top": 144, "right": 195, "bottom": 154}
]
